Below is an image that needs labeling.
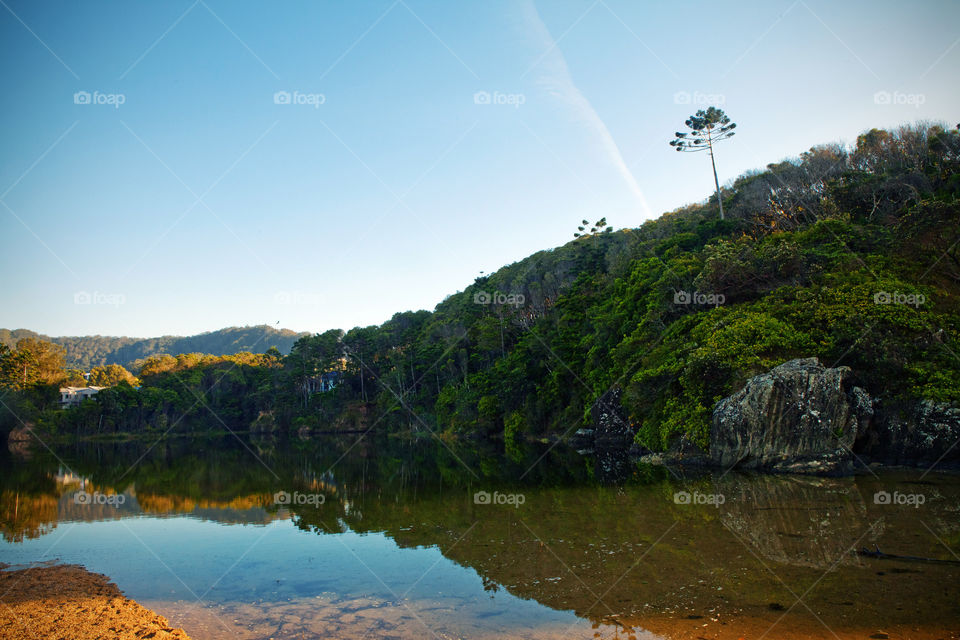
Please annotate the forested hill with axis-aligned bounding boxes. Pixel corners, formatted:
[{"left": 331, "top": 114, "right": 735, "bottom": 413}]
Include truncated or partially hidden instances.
[
  {"left": 5, "top": 122, "right": 959, "bottom": 453},
  {"left": 275, "top": 122, "right": 960, "bottom": 450},
  {"left": 0, "top": 325, "right": 307, "bottom": 370}
]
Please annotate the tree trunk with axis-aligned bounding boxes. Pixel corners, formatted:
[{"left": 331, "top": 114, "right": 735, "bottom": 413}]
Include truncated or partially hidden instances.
[{"left": 707, "top": 129, "right": 724, "bottom": 220}]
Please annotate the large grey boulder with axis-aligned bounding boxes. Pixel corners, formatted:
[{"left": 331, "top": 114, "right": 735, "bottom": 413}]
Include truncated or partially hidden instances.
[{"left": 711, "top": 358, "right": 873, "bottom": 474}]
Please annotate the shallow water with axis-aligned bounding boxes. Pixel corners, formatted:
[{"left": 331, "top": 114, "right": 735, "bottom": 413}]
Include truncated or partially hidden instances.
[{"left": 1, "top": 434, "right": 958, "bottom": 639}]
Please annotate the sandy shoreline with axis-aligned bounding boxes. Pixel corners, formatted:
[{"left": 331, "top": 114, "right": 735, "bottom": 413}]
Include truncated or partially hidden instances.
[{"left": 0, "top": 562, "right": 191, "bottom": 640}]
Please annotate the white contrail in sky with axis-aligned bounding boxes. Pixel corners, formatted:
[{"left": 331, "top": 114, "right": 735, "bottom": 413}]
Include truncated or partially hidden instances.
[{"left": 521, "top": 0, "right": 653, "bottom": 219}]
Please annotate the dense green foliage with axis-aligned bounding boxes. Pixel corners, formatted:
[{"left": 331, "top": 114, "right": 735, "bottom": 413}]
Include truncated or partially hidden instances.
[
  {"left": 0, "top": 325, "right": 307, "bottom": 370},
  {"left": 3, "top": 122, "right": 959, "bottom": 452}
]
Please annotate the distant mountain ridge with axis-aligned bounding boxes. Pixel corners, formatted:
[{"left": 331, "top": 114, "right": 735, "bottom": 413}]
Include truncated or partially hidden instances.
[{"left": 0, "top": 325, "right": 309, "bottom": 371}]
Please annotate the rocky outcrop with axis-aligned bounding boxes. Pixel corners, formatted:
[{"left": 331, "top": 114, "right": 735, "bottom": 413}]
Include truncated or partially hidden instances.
[
  {"left": 708, "top": 357, "right": 960, "bottom": 475},
  {"left": 857, "top": 399, "right": 960, "bottom": 468},
  {"left": 591, "top": 388, "right": 633, "bottom": 444},
  {"left": 573, "top": 388, "right": 637, "bottom": 451},
  {"left": 711, "top": 358, "right": 873, "bottom": 474}
]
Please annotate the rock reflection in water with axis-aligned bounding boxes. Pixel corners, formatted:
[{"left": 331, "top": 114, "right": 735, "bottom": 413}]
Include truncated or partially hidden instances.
[{"left": 716, "top": 473, "right": 871, "bottom": 569}]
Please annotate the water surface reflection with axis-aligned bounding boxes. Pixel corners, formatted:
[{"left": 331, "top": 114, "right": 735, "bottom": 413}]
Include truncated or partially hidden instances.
[{"left": 1, "top": 435, "right": 958, "bottom": 639}]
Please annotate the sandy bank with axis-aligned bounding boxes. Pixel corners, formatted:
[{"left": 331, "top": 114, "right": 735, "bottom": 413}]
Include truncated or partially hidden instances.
[{"left": 0, "top": 562, "right": 191, "bottom": 640}]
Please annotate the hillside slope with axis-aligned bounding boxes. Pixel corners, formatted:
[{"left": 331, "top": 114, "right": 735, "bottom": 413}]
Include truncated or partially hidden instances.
[
  {"left": 0, "top": 326, "right": 308, "bottom": 370},
  {"left": 316, "top": 122, "right": 960, "bottom": 450},
  {"left": 20, "top": 122, "right": 960, "bottom": 454}
]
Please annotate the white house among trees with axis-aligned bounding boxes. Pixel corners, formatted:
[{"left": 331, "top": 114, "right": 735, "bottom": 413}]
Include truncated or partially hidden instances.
[{"left": 59, "top": 386, "right": 105, "bottom": 407}]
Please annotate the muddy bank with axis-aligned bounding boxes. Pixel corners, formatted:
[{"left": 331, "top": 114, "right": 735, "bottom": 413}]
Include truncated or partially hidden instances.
[
  {"left": 0, "top": 562, "right": 191, "bottom": 640},
  {"left": 635, "top": 612, "right": 960, "bottom": 640}
]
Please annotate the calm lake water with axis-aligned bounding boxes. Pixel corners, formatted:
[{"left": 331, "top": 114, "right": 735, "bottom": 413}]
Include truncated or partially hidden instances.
[{"left": 1, "top": 434, "right": 959, "bottom": 639}]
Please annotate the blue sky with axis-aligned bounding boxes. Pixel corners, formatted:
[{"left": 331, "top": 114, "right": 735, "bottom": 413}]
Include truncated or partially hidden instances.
[{"left": 1, "top": 0, "right": 957, "bottom": 338}]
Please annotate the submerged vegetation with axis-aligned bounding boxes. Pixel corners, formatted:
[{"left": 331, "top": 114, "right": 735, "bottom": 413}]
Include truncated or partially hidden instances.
[{"left": 2, "top": 121, "right": 958, "bottom": 451}]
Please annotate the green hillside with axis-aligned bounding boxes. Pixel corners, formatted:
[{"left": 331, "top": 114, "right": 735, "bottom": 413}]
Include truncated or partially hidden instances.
[{"left": 4, "top": 122, "right": 959, "bottom": 451}]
